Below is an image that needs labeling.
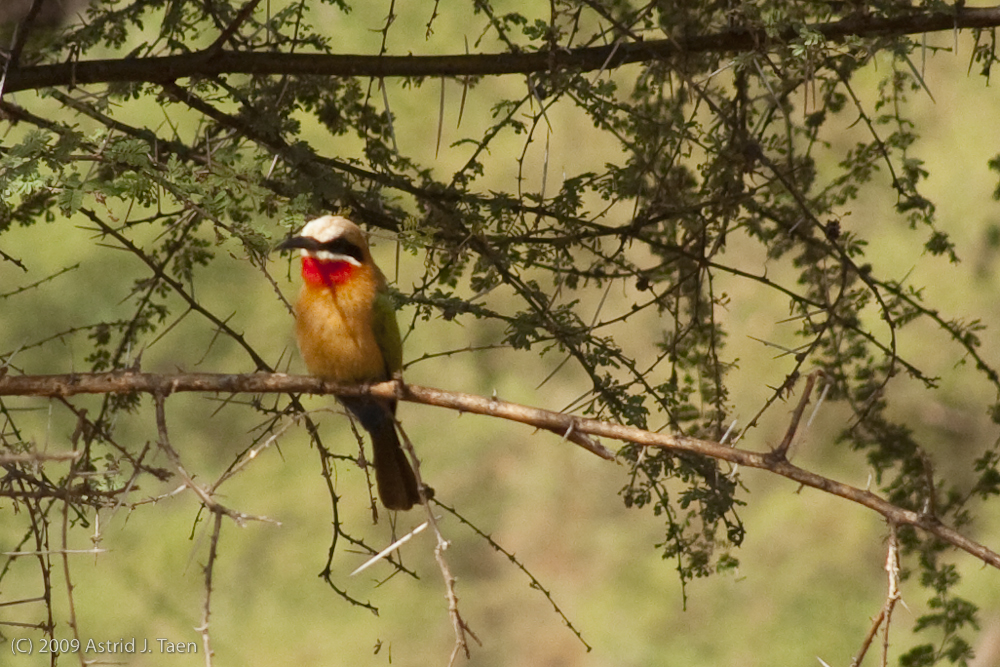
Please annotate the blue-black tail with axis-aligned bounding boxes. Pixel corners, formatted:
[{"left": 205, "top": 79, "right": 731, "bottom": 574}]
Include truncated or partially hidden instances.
[{"left": 339, "top": 397, "right": 421, "bottom": 510}]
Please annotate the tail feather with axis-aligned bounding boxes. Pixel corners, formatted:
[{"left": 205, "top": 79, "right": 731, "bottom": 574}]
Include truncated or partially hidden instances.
[
  {"left": 340, "top": 397, "right": 421, "bottom": 510},
  {"left": 369, "top": 421, "right": 421, "bottom": 511}
]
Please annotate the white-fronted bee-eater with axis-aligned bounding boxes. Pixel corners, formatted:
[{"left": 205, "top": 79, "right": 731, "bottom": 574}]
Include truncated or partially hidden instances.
[{"left": 277, "top": 215, "right": 421, "bottom": 510}]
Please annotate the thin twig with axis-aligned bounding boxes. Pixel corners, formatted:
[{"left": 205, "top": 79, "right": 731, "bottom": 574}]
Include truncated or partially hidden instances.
[
  {"left": 851, "top": 523, "right": 901, "bottom": 667},
  {"left": 435, "top": 521, "right": 479, "bottom": 666},
  {"left": 206, "top": 0, "right": 265, "bottom": 54},
  {"left": 0, "top": 451, "right": 82, "bottom": 465},
  {"left": 771, "top": 369, "right": 823, "bottom": 459},
  {"left": 395, "top": 419, "right": 480, "bottom": 661},
  {"left": 881, "top": 525, "right": 901, "bottom": 667},
  {"left": 435, "top": 499, "right": 592, "bottom": 651},
  {"left": 60, "top": 473, "right": 85, "bottom": 667},
  {"left": 152, "top": 392, "right": 278, "bottom": 526},
  {"left": 196, "top": 511, "right": 225, "bottom": 667},
  {"left": 153, "top": 393, "right": 220, "bottom": 510}
]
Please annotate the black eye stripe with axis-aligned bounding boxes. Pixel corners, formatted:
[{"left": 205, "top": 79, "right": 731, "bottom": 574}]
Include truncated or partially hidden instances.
[{"left": 320, "top": 237, "right": 364, "bottom": 263}]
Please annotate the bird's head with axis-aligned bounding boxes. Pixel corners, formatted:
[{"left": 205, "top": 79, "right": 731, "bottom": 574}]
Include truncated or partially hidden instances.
[{"left": 276, "top": 215, "right": 375, "bottom": 287}]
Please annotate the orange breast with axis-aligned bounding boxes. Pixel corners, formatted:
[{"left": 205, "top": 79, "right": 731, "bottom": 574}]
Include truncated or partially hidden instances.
[{"left": 294, "top": 268, "right": 388, "bottom": 382}]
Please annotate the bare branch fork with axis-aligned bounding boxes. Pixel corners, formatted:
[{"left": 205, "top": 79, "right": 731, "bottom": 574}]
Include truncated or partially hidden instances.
[
  {"left": 3, "top": 5, "right": 1000, "bottom": 93},
  {"left": 851, "top": 523, "right": 901, "bottom": 667},
  {"left": 2, "top": 371, "right": 998, "bottom": 569}
]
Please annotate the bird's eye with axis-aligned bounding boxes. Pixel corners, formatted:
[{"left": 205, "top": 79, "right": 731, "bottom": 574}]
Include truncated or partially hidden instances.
[{"left": 320, "top": 238, "right": 364, "bottom": 263}]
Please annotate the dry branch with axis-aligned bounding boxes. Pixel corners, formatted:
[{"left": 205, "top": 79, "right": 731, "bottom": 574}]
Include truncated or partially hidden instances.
[
  {"left": 1, "top": 371, "right": 999, "bottom": 569},
  {"left": 3, "top": 6, "right": 1000, "bottom": 93},
  {"left": 851, "top": 524, "right": 902, "bottom": 667}
]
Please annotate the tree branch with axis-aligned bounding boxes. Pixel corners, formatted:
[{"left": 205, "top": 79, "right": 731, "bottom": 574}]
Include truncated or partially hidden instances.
[
  {"left": 2, "top": 371, "right": 998, "bottom": 569},
  {"left": 5, "top": 6, "right": 1000, "bottom": 93}
]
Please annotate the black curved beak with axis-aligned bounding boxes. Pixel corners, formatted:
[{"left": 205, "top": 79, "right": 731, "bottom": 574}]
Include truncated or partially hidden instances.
[{"left": 275, "top": 236, "right": 321, "bottom": 253}]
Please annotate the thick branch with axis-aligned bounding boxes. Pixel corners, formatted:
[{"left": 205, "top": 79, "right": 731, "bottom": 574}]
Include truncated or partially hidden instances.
[
  {"left": 1, "top": 371, "right": 997, "bottom": 568},
  {"left": 5, "top": 6, "right": 1000, "bottom": 93}
]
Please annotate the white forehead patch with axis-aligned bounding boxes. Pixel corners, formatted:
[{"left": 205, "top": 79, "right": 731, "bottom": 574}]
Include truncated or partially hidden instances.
[{"left": 300, "top": 215, "right": 358, "bottom": 243}]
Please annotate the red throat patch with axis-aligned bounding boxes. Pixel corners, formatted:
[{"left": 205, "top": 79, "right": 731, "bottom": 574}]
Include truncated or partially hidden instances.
[{"left": 301, "top": 256, "right": 355, "bottom": 287}]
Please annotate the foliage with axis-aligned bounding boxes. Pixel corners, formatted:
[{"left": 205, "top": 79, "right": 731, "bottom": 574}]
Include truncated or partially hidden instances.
[{"left": 2, "top": 0, "right": 1000, "bottom": 664}]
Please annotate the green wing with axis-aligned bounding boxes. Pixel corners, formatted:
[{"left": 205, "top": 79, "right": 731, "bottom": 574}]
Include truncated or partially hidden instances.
[{"left": 372, "top": 289, "right": 404, "bottom": 377}]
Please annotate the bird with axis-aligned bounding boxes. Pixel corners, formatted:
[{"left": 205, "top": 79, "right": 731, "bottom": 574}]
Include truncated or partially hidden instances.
[{"left": 277, "top": 215, "right": 422, "bottom": 510}]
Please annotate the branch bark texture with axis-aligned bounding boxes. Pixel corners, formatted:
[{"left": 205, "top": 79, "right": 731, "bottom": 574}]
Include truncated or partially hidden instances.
[
  {"left": 2, "top": 371, "right": 997, "bottom": 569},
  {"left": 4, "top": 6, "right": 1000, "bottom": 93}
]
